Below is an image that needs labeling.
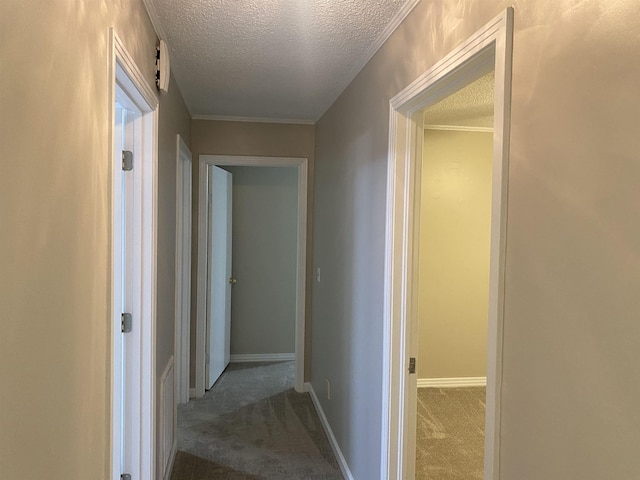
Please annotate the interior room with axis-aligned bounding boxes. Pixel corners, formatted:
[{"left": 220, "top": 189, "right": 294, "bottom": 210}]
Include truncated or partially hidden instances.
[
  {"left": 3, "top": 1, "right": 640, "bottom": 480},
  {"left": 224, "top": 166, "right": 298, "bottom": 363},
  {"left": 416, "top": 72, "right": 494, "bottom": 479}
]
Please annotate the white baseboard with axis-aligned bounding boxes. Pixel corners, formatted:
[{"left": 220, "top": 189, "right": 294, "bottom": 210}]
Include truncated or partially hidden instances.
[
  {"left": 418, "top": 376, "right": 487, "bottom": 388},
  {"left": 229, "top": 353, "right": 295, "bottom": 362},
  {"left": 189, "top": 387, "right": 197, "bottom": 399},
  {"left": 306, "top": 382, "right": 354, "bottom": 480}
]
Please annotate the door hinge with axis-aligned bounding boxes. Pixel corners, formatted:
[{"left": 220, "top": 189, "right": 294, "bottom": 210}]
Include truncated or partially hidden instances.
[
  {"left": 121, "top": 312, "right": 132, "bottom": 333},
  {"left": 122, "top": 150, "right": 133, "bottom": 171},
  {"left": 121, "top": 474, "right": 131, "bottom": 480},
  {"left": 409, "top": 357, "right": 416, "bottom": 374}
]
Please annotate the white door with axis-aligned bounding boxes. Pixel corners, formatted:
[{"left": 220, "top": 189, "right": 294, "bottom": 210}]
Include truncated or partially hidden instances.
[{"left": 205, "top": 166, "right": 233, "bottom": 389}]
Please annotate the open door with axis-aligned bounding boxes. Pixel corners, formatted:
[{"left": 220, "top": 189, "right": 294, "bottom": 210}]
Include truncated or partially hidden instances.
[{"left": 205, "top": 166, "right": 233, "bottom": 389}]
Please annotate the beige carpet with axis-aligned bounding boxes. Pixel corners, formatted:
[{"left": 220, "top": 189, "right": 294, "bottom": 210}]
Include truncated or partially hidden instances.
[{"left": 416, "top": 387, "right": 486, "bottom": 480}]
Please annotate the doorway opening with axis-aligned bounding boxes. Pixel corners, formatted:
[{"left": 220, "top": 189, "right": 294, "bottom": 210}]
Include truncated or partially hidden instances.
[
  {"left": 415, "top": 72, "right": 495, "bottom": 478},
  {"left": 109, "top": 30, "right": 159, "bottom": 480},
  {"left": 382, "top": 9, "right": 513, "bottom": 480},
  {"left": 194, "top": 155, "right": 309, "bottom": 396}
]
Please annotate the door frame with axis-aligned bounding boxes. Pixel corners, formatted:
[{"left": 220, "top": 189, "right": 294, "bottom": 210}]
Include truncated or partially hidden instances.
[
  {"left": 175, "top": 134, "right": 192, "bottom": 405},
  {"left": 109, "top": 29, "right": 158, "bottom": 480},
  {"left": 381, "top": 9, "right": 513, "bottom": 480},
  {"left": 195, "top": 155, "right": 308, "bottom": 396}
]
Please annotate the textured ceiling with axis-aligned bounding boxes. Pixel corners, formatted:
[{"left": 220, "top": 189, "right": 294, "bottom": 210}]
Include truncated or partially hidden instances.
[
  {"left": 423, "top": 72, "right": 495, "bottom": 129},
  {"left": 145, "top": 0, "right": 414, "bottom": 122}
]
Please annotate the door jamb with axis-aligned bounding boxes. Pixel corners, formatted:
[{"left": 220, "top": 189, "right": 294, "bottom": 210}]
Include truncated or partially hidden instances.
[
  {"left": 195, "top": 155, "right": 308, "bottom": 396},
  {"left": 109, "top": 28, "right": 158, "bottom": 480},
  {"left": 381, "top": 9, "right": 513, "bottom": 480},
  {"left": 175, "top": 134, "right": 192, "bottom": 405}
]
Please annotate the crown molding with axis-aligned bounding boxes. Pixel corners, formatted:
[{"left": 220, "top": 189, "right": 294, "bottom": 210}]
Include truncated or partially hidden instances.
[
  {"left": 142, "top": 0, "right": 168, "bottom": 41},
  {"left": 192, "top": 114, "right": 315, "bottom": 125},
  {"left": 317, "top": 0, "right": 421, "bottom": 121}
]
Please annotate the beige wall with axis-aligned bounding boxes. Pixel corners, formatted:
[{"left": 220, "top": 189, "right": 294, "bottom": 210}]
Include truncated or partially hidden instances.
[
  {"left": 155, "top": 72, "right": 191, "bottom": 470},
  {"left": 190, "top": 120, "right": 315, "bottom": 383},
  {"left": 0, "top": 0, "right": 168, "bottom": 479},
  {"left": 5, "top": 1, "right": 640, "bottom": 478},
  {"left": 224, "top": 166, "right": 298, "bottom": 356},
  {"left": 418, "top": 129, "right": 492, "bottom": 379},
  {"left": 312, "top": 1, "right": 640, "bottom": 478}
]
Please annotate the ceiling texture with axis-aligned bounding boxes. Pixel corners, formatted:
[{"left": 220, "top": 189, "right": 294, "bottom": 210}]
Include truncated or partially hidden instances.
[
  {"left": 144, "top": 0, "right": 419, "bottom": 123},
  {"left": 423, "top": 71, "right": 495, "bottom": 129}
]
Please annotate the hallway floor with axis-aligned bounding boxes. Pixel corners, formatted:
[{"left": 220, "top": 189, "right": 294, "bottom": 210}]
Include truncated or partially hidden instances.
[{"left": 171, "top": 361, "right": 343, "bottom": 480}]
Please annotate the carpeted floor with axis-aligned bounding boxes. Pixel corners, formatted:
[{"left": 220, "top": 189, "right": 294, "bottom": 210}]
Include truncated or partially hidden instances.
[
  {"left": 171, "top": 361, "right": 343, "bottom": 480},
  {"left": 416, "top": 387, "right": 486, "bottom": 480}
]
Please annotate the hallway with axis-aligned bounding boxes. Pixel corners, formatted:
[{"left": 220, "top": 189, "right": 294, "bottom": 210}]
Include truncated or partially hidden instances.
[{"left": 171, "top": 362, "right": 343, "bottom": 480}]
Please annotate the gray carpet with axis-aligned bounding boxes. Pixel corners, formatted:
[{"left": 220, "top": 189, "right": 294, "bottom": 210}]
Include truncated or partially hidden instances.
[
  {"left": 171, "top": 361, "right": 343, "bottom": 480},
  {"left": 416, "top": 387, "right": 486, "bottom": 480}
]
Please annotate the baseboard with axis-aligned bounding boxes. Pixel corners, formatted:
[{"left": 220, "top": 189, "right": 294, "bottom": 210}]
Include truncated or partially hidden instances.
[
  {"left": 189, "top": 387, "right": 197, "bottom": 399},
  {"left": 229, "top": 353, "right": 295, "bottom": 362},
  {"left": 417, "top": 377, "right": 487, "bottom": 388},
  {"left": 306, "top": 382, "right": 354, "bottom": 480}
]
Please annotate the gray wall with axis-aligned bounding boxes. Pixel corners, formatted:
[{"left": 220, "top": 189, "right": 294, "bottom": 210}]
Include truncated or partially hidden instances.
[
  {"left": 156, "top": 72, "right": 192, "bottom": 459},
  {"left": 312, "top": 1, "right": 640, "bottom": 479},
  {"left": 190, "top": 120, "right": 315, "bottom": 382},
  {"left": 0, "top": 0, "right": 190, "bottom": 478},
  {"left": 224, "top": 166, "right": 298, "bottom": 356}
]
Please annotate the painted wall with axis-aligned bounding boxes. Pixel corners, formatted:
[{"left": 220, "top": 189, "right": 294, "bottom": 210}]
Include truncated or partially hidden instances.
[
  {"left": 224, "top": 166, "right": 298, "bottom": 356},
  {"left": 190, "top": 120, "right": 315, "bottom": 383},
  {"left": 157, "top": 75, "right": 191, "bottom": 377},
  {"left": 155, "top": 72, "right": 192, "bottom": 475},
  {"left": 0, "top": 0, "right": 188, "bottom": 479},
  {"left": 418, "top": 129, "right": 492, "bottom": 380},
  {"left": 312, "top": 1, "right": 640, "bottom": 478}
]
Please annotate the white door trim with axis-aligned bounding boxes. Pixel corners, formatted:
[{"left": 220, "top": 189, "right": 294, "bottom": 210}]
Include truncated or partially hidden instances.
[
  {"left": 381, "top": 9, "right": 513, "bottom": 480},
  {"left": 109, "top": 28, "right": 158, "bottom": 480},
  {"left": 175, "top": 135, "right": 192, "bottom": 405},
  {"left": 195, "top": 155, "right": 308, "bottom": 395}
]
